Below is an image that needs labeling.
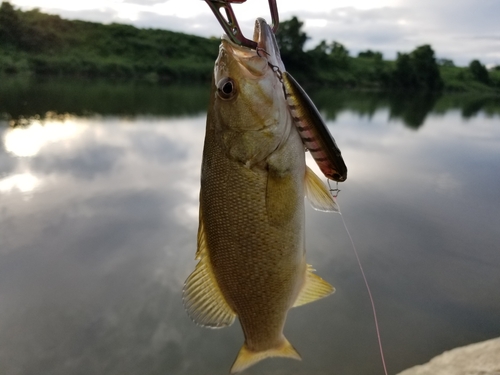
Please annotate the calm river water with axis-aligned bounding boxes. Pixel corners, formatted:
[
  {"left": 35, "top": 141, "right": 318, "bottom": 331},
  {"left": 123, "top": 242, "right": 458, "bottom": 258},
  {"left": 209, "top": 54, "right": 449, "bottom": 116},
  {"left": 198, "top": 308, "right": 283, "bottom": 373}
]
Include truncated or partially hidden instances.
[{"left": 1, "top": 78, "right": 499, "bottom": 375}]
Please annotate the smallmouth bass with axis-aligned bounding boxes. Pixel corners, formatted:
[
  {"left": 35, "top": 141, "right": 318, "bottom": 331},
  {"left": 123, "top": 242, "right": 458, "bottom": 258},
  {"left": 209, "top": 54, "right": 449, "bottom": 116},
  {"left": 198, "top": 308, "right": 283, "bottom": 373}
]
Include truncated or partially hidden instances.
[{"left": 183, "top": 18, "right": 340, "bottom": 373}]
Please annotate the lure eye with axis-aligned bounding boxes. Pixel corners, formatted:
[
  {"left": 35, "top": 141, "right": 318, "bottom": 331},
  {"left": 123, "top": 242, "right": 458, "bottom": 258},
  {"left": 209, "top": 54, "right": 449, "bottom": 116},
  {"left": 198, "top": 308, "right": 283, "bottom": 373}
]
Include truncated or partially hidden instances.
[{"left": 217, "top": 77, "right": 236, "bottom": 100}]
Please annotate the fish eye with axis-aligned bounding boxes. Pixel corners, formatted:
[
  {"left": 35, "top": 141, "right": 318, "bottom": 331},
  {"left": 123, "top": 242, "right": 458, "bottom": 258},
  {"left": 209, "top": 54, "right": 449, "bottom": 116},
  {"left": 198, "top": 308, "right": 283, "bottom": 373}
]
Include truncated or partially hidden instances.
[{"left": 217, "top": 77, "right": 236, "bottom": 100}]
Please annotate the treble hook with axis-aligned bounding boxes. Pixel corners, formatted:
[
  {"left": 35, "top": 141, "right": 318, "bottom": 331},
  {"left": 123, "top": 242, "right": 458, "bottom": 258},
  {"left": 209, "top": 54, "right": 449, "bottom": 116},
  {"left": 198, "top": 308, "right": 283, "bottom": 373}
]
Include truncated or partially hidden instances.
[
  {"left": 328, "top": 179, "right": 341, "bottom": 198},
  {"left": 204, "top": 0, "right": 279, "bottom": 50}
]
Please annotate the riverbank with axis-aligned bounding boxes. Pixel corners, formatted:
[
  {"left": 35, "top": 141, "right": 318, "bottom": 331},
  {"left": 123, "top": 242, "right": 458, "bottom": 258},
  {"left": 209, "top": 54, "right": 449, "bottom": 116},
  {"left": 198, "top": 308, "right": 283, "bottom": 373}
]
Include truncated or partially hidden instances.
[{"left": 397, "top": 337, "right": 500, "bottom": 375}]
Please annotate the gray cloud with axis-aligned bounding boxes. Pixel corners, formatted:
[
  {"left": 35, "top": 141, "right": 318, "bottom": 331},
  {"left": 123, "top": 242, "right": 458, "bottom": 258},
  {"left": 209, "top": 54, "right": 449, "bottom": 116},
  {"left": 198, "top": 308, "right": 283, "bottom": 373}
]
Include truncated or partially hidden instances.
[
  {"left": 133, "top": 10, "right": 223, "bottom": 38},
  {"left": 468, "top": 35, "right": 500, "bottom": 41},
  {"left": 293, "top": 3, "right": 500, "bottom": 65}
]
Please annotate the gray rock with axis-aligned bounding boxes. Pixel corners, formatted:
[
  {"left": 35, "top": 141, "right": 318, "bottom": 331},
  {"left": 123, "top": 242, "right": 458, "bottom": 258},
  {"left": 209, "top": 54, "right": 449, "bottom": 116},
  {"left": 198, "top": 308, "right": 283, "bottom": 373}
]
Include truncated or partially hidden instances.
[{"left": 397, "top": 337, "right": 500, "bottom": 375}]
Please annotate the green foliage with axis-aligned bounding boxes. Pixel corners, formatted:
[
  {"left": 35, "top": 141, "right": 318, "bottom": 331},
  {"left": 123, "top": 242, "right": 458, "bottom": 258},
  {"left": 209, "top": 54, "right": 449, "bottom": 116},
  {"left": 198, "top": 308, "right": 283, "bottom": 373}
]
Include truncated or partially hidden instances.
[
  {"left": 329, "top": 41, "right": 350, "bottom": 68},
  {"left": 437, "top": 58, "right": 455, "bottom": 67},
  {"left": 358, "top": 50, "right": 383, "bottom": 60},
  {"left": 0, "top": 1, "right": 219, "bottom": 81},
  {"left": 275, "top": 16, "right": 308, "bottom": 55},
  {"left": 0, "top": 48, "right": 30, "bottom": 74},
  {"left": 275, "top": 16, "right": 313, "bottom": 80},
  {"left": 0, "top": 1, "right": 20, "bottom": 45},
  {"left": 410, "top": 45, "right": 443, "bottom": 89},
  {"left": 392, "top": 53, "right": 416, "bottom": 88},
  {"left": 468, "top": 60, "right": 490, "bottom": 84},
  {"left": 437, "top": 62, "right": 496, "bottom": 92},
  {"left": 308, "top": 40, "right": 351, "bottom": 73},
  {"left": 390, "top": 45, "right": 443, "bottom": 90},
  {"left": 490, "top": 69, "right": 500, "bottom": 88}
]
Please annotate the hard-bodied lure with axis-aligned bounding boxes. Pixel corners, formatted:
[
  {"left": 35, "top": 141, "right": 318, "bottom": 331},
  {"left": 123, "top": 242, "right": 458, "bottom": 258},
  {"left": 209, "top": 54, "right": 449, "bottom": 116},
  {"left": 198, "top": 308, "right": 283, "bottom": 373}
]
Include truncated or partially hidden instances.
[{"left": 281, "top": 71, "right": 347, "bottom": 182}]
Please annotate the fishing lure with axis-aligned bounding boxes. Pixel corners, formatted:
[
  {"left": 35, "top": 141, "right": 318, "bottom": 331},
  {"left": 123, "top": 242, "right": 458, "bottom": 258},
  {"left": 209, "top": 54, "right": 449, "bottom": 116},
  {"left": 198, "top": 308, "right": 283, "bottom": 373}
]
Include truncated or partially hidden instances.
[{"left": 268, "top": 64, "right": 348, "bottom": 182}]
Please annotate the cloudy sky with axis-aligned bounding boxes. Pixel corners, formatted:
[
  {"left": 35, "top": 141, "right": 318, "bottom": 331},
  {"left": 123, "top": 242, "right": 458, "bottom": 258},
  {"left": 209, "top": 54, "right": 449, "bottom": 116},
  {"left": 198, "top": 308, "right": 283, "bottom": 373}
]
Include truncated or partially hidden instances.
[{"left": 8, "top": 0, "right": 500, "bottom": 66}]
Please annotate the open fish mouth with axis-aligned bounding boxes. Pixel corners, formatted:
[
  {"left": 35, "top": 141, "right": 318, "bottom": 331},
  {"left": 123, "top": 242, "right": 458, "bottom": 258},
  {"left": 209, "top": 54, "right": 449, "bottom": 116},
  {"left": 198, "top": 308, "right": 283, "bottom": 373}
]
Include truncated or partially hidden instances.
[
  {"left": 221, "top": 18, "right": 284, "bottom": 70},
  {"left": 221, "top": 18, "right": 272, "bottom": 50}
]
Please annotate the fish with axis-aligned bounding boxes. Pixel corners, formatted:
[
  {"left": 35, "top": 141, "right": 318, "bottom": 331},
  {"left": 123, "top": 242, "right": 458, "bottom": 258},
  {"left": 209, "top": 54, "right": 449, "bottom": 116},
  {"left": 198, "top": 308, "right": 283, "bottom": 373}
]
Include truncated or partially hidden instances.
[{"left": 183, "top": 18, "right": 339, "bottom": 374}]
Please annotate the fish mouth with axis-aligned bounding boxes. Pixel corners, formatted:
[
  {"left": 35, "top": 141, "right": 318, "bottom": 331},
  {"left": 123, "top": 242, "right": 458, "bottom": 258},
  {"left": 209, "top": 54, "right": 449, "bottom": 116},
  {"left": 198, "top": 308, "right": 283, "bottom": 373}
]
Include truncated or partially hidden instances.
[
  {"left": 221, "top": 18, "right": 284, "bottom": 70},
  {"left": 252, "top": 18, "right": 276, "bottom": 53}
]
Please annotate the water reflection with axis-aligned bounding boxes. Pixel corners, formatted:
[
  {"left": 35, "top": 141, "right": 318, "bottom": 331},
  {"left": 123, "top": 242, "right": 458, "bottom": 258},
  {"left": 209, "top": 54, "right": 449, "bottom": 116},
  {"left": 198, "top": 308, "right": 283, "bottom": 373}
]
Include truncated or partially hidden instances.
[
  {"left": 0, "top": 78, "right": 210, "bottom": 122},
  {"left": 0, "top": 79, "right": 499, "bottom": 375},
  {"left": 0, "top": 114, "right": 211, "bottom": 374},
  {"left": 0, "top": 172, "right": 39, "bottom": 193},
  {"left": 1, "top": 78, "right": 500, "bottom": 128},
  {"left": 309, "top": 90, "right": 500, "bottom": 128}
]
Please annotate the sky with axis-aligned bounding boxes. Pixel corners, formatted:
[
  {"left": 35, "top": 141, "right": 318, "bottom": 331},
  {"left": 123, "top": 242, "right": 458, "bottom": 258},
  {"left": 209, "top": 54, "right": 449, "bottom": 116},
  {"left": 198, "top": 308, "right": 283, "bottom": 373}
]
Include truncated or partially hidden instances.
[{"left": 8, "top": 0, "right": 500, "bottom": 67}]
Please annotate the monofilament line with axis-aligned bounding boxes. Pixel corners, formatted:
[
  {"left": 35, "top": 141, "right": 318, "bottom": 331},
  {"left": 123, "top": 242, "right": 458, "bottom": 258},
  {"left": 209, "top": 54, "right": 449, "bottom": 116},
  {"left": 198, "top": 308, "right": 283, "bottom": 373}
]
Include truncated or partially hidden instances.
[{"left": 335, "top": 200, "right": 389, "bottom": 375}]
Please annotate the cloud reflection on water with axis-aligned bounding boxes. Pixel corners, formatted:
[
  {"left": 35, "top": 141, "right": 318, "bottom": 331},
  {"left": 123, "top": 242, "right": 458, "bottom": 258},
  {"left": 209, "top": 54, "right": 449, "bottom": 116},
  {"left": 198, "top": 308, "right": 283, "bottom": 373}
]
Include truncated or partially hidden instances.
[
  {"left": 0, "top": 103, "right": 499, "bottom": 375},
  {"left": 0, "top": 113, "right": 223, "bottom": 375}
]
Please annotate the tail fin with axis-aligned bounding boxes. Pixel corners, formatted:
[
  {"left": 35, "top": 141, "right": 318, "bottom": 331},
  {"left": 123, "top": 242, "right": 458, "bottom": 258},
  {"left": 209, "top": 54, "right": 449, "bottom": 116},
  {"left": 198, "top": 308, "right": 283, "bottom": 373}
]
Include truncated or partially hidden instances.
[{"left": 230, "top": 337, "right": 301, "bottom": 374}]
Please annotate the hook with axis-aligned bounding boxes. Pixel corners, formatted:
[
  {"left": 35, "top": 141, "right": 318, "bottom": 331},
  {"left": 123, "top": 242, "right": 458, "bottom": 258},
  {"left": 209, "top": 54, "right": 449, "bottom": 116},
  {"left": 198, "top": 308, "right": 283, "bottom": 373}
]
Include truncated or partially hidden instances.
[
  {"left": 204, "top": 0, "right": 279, "bottom": 49},
  {"left": 328, "top": 179, "right": 341, "bottom": 198}
]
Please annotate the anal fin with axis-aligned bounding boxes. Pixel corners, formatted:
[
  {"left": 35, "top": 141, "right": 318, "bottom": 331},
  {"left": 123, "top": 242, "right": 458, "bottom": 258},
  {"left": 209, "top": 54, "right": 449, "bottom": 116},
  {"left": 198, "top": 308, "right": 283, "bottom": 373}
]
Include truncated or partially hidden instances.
[
  {"left": 305, "top": 166, "right": 339, "bottom": 212},
  {"left": 182, "top": 208, "right": 236, "bottom": 328},
  {"left": 293, "top": 264, "right": 335, "bottom": 308}
]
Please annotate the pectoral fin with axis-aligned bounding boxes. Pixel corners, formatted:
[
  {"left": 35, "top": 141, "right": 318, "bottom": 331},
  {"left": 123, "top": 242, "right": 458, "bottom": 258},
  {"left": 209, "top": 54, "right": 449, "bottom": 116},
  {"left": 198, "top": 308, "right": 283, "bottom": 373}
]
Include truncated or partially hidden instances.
[
  {"left": 182, "top": 209, "right": 236, "bottom": 328},
  {"left": 293, "top": 264, "right": 335, "bottom": 307},
  {"left": 266, "top": 168, "right": 296, "bottom": 226},
  {"left": 305, "top": 166, "right": 339, "bottom": 212}
]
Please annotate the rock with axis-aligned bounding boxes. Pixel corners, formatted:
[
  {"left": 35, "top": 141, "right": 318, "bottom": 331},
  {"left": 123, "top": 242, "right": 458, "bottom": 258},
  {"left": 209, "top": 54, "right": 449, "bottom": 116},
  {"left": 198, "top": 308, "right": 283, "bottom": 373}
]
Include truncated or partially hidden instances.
[{"left": 397, "top": 337, "right": 500, "bottom": 375}]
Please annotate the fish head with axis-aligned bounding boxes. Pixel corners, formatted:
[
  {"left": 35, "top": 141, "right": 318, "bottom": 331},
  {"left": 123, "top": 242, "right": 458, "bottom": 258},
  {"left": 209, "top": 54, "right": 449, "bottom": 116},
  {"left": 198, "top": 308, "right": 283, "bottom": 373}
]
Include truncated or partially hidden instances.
[{"left": 212, "top": 18, "right": 288, "bottom": 138}]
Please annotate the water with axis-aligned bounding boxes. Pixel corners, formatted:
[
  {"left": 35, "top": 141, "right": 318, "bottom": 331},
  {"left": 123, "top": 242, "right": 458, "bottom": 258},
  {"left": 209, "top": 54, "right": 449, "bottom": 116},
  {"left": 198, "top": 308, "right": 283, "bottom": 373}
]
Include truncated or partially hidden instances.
[{"left": 1, "top": 78, "right": 499, "bottom": 375}]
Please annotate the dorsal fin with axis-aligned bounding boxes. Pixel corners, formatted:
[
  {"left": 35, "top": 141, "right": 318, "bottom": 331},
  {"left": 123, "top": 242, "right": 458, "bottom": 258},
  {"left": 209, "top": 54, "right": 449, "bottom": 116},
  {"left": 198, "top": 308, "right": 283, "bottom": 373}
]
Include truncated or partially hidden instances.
[
  {"left": 182, "top": 208, "right": 236, "bottom": 328},
  {"left": 293, "top": 264, "right": 335, "bottom": 308},
  {"left": 304, "top": 166, "right": 339, "bottom": 212}
]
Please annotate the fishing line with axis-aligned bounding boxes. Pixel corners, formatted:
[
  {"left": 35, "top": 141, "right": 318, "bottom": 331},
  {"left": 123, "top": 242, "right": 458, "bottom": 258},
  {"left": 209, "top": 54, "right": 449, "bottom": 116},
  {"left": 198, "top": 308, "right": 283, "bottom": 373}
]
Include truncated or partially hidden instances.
[{"left": 330, "top": 183, "right": 389, "bottom": 375}]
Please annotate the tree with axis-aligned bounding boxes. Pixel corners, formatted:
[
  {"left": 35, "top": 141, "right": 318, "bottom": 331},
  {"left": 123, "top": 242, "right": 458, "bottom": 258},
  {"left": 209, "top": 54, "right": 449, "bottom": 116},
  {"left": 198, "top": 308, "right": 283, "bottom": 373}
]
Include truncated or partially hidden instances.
[
  {"left": 0, "top": 1, "right": 22, "bottom": 45},
  {"left": 437, "top": 58, "right": 454, "bottom": 67},
  {"left": 410, "top": 45, "right": 443, "bottom": 90},
  {"left": 308, "top": 40, "right": 329, "bottom": 66},
  {"left": 469, "top": 60, "right": 490, "bottom": 84},
  {"left": 275, "top": 16, "right": 308, "bottom": 55},
  {"left": 275, "top": 16, "right": 312, "bottom": 77},
  {"left": 392, "top": 45, "right": 443, "bottom": 90},
  {"left": 393, "top": 52, "right": 416, "bottom": 88},
  {"left": 329, "top": 41, "right": 349, "bottom": 68},
  {"left": 330, "top": 42, "right": 348, "bottom": 58},
  {"left": 358, "top": 50, "right": 383, "bottom": 61}
]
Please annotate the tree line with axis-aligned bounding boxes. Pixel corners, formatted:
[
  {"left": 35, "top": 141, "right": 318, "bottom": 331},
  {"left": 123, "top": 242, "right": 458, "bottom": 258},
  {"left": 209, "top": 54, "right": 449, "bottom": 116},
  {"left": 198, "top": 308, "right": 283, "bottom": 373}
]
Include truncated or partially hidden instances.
[
  {"left": 275, "top": 17, "right": 499, "bottom": 91},
  {"left": 0, "top": 2, "right": 498, "bottom": 91}
]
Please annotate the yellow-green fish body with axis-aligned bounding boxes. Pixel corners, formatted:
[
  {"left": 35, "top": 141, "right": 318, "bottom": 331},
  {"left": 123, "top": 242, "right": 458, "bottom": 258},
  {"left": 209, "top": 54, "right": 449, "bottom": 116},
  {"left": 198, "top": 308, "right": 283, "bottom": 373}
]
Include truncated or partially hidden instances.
[{"left": 183, "top": 18, "right": 337, "bottom": 373}]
